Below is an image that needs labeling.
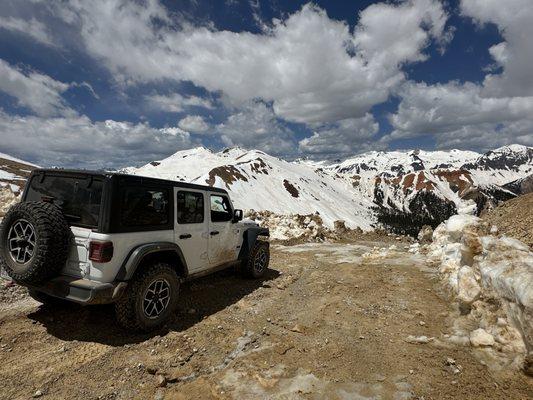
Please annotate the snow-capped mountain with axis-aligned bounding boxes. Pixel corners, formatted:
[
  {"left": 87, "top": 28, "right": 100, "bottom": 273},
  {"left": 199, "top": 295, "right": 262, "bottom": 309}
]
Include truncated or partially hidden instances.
[
  {"left": 324, "top": 145, "right": 532, "bottom": 234},
  {"left": 462, "top": 144, "right": 533, "bottom": 186},
  {"left": 331, "top": 149, "right": 480, "bottom": 176},
  {"left": 0, "top": 144, "right": 530, "bottom": 235},
  {"left": 125, "top": 147, "right": 377, "bottom": 230},
  {"left": 126, "top": 145, "right": 532, "bottom": 234}
]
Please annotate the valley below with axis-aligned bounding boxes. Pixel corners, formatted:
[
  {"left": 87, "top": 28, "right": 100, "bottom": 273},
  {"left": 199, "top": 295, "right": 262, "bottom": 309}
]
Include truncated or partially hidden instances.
[{"left": 1, "top": 235, "right": 531, "bottom": 400}]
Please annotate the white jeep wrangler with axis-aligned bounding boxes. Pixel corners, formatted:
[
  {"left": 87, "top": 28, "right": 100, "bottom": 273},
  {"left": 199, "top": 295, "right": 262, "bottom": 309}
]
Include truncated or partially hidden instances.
[{"left": 0, "top": 169, "right": 269, "bottom": 331}]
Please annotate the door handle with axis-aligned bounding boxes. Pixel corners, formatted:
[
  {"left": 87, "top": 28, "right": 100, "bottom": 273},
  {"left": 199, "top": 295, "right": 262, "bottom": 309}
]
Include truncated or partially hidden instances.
[
  {"left": 179, "top": 234, "right": 192, "bottom": 239},
  {"left": 210, "top": 231, "right": 219, "bottom": 236}
]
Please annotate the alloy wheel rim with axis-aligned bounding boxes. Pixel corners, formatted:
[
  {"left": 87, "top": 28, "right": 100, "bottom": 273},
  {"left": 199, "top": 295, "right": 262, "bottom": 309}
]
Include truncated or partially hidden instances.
[
  {"left": 143, "top": 278, "right": 171, "bottom": 319},
  {"left": 7, "top": 219, "right": 36, "bottom": 264}
]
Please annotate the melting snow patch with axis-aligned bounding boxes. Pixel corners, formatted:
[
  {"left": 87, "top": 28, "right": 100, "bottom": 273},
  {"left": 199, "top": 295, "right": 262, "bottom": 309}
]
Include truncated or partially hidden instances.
[
  {"left": 428, "top": 214, "right": 533, "bottom": 372},
  {"left": 405, "top": 335, "right": 434, "bottom": 344}
]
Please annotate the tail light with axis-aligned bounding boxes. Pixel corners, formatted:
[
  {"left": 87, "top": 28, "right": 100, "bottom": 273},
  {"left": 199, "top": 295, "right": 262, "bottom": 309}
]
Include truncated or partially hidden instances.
[{"left": 89, "top": 241, "right": 114, "bottom": 263}]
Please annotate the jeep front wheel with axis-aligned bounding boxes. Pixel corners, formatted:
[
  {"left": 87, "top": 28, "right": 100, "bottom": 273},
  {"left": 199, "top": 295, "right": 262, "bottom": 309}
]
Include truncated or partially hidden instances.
[
  {"left": 243, "top": 241, "right": 270, "bottom": 278},
  {"left": 115, "top": 263, "right": 179, "bottom": 332}
]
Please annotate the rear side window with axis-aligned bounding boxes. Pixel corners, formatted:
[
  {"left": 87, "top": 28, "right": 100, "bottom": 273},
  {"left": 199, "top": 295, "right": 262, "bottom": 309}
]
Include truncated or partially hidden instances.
[
  {"left": 210, "top": 194, "right": 232, "bottom": 222},
  {"left": 25, "top": 174, "right": 103, "bottom": 228},
  {"left": 120, "top": 187, "right": 169, "bottom": 227},
  {"left": 177, "top": 191, "right": 204, "bottom": 224}
]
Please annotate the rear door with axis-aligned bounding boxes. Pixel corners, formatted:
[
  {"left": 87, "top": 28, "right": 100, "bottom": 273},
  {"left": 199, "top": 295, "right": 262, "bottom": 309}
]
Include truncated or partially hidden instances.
[
  {"left": 208, "top": 193, "right": 238, "bottom": 265},
  {"left": 174, "top": 188, "right": 209, "bottom": 273}
]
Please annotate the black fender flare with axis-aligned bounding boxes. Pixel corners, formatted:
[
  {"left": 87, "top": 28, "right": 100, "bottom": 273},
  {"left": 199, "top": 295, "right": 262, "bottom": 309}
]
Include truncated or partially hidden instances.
[
  {"left": 238, "top": 227, "right": 270, "bottom": 261},
  {"left": 115, "top": 242, "right": 188, "bottom": 281}
]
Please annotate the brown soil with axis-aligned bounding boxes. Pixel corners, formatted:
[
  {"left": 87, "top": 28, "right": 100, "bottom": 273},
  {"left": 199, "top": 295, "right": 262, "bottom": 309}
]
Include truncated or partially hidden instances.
[
  {"left": 205, "top": 165, "right": 248, "bottom": 188},
  {"left": 283, "top": 179, "right": 299, "bottom": 198},
  {"left": 0, "top": 239, "right": 531, "bottom": 399},
  {"left": 481, "top": 193, "right": 533, "bottom": 249}
]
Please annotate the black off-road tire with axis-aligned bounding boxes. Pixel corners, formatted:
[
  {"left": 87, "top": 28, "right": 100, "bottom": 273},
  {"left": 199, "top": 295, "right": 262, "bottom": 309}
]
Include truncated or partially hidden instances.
[
  {"left": 0, "top": 201, "right": 71, "bottom": 284},
  {"left": 243, "top": 240, "right": 270, "bottom": 279},
  {"left": 115, "top": 263, "right": 180, "bottom": 332}
]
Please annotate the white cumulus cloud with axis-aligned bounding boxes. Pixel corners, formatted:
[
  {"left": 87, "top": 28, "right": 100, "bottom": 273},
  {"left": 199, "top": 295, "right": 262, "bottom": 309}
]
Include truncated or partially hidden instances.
[
  {"left": 387, "top": 0, "right": 533, "bottom": 150},
  {"left": 178, "top": 115, "right": 210, "bottom": 133},
  {"left": 299, "top": 114, "right": 380, "bottom": 157},
  {"left": 50, "top": 0, "right": 449, "bottom": 126},
  {"left": 0, "top": 58, "right": 74, "bottom": 117},
  {"left": 145, "top": 93, "right": 214, "bottom": 113},
  {"left": 0, "top": 111, "right": 197, "bottom": 168},
  {"left": 216, "top": 101, "right": 296, "bottom": 156},
  {"left": 460, "top": 0, "right": 533, "bottom": 97}
]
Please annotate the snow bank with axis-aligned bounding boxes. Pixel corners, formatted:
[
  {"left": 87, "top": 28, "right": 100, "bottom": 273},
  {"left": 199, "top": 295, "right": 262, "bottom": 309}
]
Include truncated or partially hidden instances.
[
  {"left": 245, "top": 210, "right": 362, "bottom": 241},
  {"left": 428, "top": 214, "right": 533, "bottom": 371},
  {"left": 245, "top": 210, "right": 329, "bottom": 241},
  {"left": 0, "top": 186, "right": 18, "bottom": 217}
]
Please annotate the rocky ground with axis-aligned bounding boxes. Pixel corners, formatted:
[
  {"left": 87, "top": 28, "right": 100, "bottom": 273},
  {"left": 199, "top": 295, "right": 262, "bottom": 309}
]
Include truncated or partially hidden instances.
[
  {"left": 1, "top": 237, "right": 531, "bottom": 400},
  {"left": 481, "top": 192, "right": 533, "bottom": 249}
]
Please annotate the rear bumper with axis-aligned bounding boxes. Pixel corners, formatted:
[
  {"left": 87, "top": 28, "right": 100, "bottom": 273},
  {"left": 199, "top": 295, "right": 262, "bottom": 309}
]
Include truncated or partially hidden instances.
[{"left": 28, "top": 276, "right": 127, "bottom": 305}]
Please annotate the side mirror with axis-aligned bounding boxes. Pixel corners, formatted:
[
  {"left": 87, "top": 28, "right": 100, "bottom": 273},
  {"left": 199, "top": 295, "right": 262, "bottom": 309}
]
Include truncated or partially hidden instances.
[{"left": 233, "top": 209, "right": 243, "bottom": 223}]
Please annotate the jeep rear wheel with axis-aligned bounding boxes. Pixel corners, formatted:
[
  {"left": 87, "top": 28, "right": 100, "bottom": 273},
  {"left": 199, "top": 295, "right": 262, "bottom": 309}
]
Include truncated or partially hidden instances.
[
  {"left": 0, "top": 201, "right": 71, "bottom": 284},
  {"left": 243, "top": 241, "right": 270, "bottom": 278},
  {"left": 115, "top": 263, "right": 179, "bottom": 332}
]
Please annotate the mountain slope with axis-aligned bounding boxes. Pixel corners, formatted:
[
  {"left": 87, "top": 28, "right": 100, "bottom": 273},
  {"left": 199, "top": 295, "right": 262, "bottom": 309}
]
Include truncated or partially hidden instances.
[
  {"left": 127, "top": 145, "right": 532, "bottom": 234},
  {"left": 462, "top": 144, "right": 533, "bottom": 186},
  {"left": 126, "top": 147, "right": 376, "bottom": 230}
]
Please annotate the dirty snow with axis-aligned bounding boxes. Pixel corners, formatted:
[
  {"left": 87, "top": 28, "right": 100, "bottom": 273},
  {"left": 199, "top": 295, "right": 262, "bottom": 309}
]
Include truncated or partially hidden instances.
[
  {"left": 0, "top": 186, "right": 19, "bottom": 217},
  {"left": 428, "top": 214, "right": 533, "bottom": 371}
]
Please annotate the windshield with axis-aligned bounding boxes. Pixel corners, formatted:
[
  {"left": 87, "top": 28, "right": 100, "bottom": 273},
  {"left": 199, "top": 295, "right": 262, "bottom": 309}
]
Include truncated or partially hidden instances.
[{"left": 25, "top": 174, "right": 103, "bottom": 228}]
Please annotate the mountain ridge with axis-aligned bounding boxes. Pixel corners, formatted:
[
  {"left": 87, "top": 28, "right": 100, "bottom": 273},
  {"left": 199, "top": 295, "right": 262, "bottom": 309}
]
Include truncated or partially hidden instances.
[
  {"left": 126, "top": 144, "right": 533, "bottom": 234},
  {"left": 1, "top": 144, "right": 531, "bottom": 235}
]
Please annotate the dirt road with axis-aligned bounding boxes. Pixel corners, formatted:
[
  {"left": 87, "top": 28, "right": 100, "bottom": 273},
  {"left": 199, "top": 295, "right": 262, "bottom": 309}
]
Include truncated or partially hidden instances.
[{"left": 0, "top": 239, "right": 531, "bottom": 399}]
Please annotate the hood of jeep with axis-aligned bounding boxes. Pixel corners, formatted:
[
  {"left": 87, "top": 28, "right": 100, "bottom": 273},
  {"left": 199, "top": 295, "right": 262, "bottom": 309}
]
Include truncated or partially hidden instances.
[{"left": 237, "top": 218, "right": 260, "bottom": 228}]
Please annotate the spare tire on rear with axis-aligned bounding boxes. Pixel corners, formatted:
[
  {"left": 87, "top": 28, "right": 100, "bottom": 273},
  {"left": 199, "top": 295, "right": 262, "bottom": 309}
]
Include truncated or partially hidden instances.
[{"left": 0, "top": 201, "right": 71, "bottom": 284}]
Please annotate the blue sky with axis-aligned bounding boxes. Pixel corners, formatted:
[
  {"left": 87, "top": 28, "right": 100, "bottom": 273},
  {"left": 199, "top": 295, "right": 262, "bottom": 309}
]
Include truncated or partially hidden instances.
[{"left": 0, "top": 0, "right": 531, "bottom": 168}]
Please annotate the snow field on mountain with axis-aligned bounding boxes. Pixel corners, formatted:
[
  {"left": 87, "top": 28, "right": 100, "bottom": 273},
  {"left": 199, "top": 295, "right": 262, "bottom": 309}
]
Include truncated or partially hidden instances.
[
  {"left": 127, "top": 144, "right": 532, "bottom": 235},
  {"left": 130, "top": 147, "right": 376, "bottom": 230}
]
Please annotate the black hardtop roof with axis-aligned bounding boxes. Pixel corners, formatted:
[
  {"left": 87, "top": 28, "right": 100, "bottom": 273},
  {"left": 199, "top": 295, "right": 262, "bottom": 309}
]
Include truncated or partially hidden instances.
[{"left": 31, "top": 168, "right": 228, "bottom": 194}]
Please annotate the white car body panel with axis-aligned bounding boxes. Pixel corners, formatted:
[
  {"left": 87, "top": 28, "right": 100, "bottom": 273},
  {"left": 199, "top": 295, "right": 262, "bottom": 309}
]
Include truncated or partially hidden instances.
[
  {"left": 63, "top": 228, "right": 174, "bottom": 283},
  {"left": 173, "top": 187, "right": 210, "bottom": 273},
  {"left": 62, "top": 189, "right": 253, "bottom": 284}
]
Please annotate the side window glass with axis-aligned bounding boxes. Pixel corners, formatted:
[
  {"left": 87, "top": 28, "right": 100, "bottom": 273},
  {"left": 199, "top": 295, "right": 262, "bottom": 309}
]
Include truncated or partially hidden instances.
[
  {"left": 177, "top": 191, "right": 204, "bottom": 224},
  {"left": 210, "top": 195, "right": 232, "bottom": 222},
  {"left": 120, "top": 187, "right": 169, "bottom": 227}
]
